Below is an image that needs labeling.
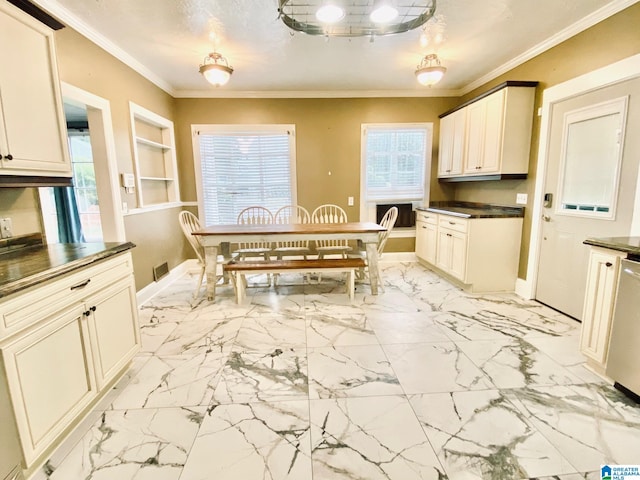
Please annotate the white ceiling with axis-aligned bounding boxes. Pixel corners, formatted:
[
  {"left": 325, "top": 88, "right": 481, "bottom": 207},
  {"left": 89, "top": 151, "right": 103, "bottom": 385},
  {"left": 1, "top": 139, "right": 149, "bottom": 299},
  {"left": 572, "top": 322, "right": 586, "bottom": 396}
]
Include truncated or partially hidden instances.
[{"left": 33, "top": 0, "right": 638, "bottom": 97}]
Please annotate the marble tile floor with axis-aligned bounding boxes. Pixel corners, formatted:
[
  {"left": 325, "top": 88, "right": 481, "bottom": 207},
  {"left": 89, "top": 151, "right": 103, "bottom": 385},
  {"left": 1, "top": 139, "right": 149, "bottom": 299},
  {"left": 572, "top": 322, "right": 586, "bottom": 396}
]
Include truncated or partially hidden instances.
[{"left": 40, "top": 262, "right": 640, "bottom": 480}]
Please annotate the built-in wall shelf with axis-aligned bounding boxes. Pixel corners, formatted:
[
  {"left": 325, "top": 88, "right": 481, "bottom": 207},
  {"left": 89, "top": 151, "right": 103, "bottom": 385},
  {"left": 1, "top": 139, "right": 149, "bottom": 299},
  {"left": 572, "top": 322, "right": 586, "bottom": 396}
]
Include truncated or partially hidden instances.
[{"left": 129, "top": 103, "right": 180, "bottom": 209}]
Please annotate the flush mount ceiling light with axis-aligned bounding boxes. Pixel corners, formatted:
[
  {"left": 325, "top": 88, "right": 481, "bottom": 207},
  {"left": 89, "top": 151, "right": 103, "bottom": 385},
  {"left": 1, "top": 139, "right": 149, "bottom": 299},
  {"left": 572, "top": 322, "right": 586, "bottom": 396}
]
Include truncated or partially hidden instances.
[
  {"left": 199, "top": 51, "right": 234, "bottom": 87},
  {"left": 278, "top": 0, "right": 436, "bottom": 37},
  {"left": 415, "top": 53, "right": 446, "bottom": 87}
]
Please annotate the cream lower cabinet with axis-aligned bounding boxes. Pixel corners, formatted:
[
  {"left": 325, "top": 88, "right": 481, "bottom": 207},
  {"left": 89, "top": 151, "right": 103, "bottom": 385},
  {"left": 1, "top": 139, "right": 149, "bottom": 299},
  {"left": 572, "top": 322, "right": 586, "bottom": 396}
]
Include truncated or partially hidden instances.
[
  {"left": 415, "top": 211, "right": 438, "bottom": 264},
  {"left": 436, "top": 225, "right": 467, "bottom": 281},
  {"left": 579, "top": 247, "right": 625, "bottom": 374},
  {"left": 415, "top": 212, "right": 523, "bottom": 292},
  {"left": 0, "top": 252, "right": 140, "bottom": 468}
]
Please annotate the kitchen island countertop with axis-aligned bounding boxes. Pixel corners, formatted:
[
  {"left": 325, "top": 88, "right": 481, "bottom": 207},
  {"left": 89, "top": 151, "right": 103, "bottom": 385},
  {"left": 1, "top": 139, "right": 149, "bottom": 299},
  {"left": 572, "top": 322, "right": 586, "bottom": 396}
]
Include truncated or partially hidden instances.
[
  {"left": 0, "top": 241, "right": 136, "bottom": 298},
  {"left": 416, "top": 201, "right": 524, "bottom": 219}
]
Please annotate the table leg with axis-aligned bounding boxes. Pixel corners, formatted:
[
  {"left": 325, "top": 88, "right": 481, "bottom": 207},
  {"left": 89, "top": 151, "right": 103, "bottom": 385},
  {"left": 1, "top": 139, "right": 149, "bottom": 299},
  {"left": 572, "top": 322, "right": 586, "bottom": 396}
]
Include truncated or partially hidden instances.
[
  {"left": 204, "top": 245, "right": 219, "bottom": 301},
  {"left": 365, "top": 243, "right": 380, "bottom": 295}
]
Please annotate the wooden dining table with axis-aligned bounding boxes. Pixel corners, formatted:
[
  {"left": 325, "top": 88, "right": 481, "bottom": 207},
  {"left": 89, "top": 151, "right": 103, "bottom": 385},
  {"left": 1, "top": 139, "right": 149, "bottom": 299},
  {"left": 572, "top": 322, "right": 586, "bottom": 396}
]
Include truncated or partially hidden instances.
[{"left": 192, "top": 222, "right": 386, "bottom": 301}]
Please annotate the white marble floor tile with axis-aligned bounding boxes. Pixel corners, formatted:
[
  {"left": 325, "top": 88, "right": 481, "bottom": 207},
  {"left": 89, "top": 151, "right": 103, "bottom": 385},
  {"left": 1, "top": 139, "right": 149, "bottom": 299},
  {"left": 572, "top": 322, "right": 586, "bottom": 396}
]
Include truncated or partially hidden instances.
[
  {"left": 180, "top": 401, "right": 312, "bottom": 480},
  {"left": 306, "top": 312, "right": 378, "bottom": 347},
  {"left": 307, "top": 345, "right": 403, "bottom": 399},
  {"left": 368, "top": 311, "right": 453, "bottom": 344},
  {"left": 433, "top": 311, "right": 512, "bottom": 342},
  {"left": 409, "top": 390, "right": 577, "bottom": 479},
  {"left": 110, "top": 352, "right": 227, "bottom": 409},
  {"left": 49, "top": 407, "right": 204, "bottom": 480},
  {"left": 525, "top": 334, "right": 586, "bottom": 367},
  {"left": 455, "top": 338, "right": 584, "bottom": 388},
  {"left": 213, "top": 348, "right": 308, "bottom": 404},
  {"left": 505, "top": 384, "right": 640, "bottom": 472},
  {"left": 384, "top": 342, "right": 495, "bottom": 394},
  {"left": 154, "top": 317, "right": 243, "bottom": 356},
  {"left": 233, "top": 315, "right": 307, "bottom": 351},
  {"left": 309, "top": 395, "right": 445, "bottom": 479},
  {"left": 246, "top": 292, "right": 306, "bottom": 318},
  {"left": 139, "top": 321, "right": 178, "bottom": 353}
]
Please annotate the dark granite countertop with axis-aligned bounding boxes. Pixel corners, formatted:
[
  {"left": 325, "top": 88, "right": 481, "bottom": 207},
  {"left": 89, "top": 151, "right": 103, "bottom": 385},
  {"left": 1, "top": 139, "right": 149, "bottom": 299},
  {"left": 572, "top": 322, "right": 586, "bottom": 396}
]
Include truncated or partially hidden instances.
[
  {"left": 416, "top": 201, "right": 524, "bottom": 219},
  {"left": 583, "top": 237, "right": 640, "bottom": 256},
  {"left": 0, "top": 242, "right": 135, "bottom": 298}
]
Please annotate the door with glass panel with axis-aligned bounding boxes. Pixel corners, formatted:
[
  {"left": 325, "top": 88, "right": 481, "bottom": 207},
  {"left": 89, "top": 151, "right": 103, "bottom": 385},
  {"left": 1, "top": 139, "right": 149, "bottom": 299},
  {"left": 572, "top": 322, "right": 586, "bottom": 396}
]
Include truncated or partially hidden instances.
[{"left": 535, "top": 77, "right": 640, "bottom": 319}]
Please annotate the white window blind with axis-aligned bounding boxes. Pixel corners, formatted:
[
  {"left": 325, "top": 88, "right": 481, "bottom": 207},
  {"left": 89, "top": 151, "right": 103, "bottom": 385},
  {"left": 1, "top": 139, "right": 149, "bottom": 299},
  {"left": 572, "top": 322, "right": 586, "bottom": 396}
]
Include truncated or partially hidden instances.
[
  {"left": 194, "top": 126, "right": 295, "bottom": 225},
  {"left": 363, "top": 125, "right": 427, "bottom": 201}
]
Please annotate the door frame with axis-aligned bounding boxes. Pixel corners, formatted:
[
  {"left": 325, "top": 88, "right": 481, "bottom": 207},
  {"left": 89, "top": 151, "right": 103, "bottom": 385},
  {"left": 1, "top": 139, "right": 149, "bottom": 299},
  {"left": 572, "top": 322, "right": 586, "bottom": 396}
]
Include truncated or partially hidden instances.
[
  {"left": 61, "top": 83, "right": 125, "bottom": 242},
  {"left": 521, "top": 52, "right": 640, "bottom": 299}
]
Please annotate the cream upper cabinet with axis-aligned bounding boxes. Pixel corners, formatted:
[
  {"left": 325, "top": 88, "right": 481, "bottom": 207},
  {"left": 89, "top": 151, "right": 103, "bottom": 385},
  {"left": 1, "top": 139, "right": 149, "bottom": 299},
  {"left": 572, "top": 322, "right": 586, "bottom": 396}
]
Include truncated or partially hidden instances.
[
  {"left": 579, "top": 247, "right": 625, "bottom": 374},
  {"left": 437, "top": 109, "right": 465, "bottom": 177},
  {"left": 0, "top": 2, "right": 70, "bottom": 177},
  {"left": 438, "top": 82, "right": 537, "bottom": 180}
]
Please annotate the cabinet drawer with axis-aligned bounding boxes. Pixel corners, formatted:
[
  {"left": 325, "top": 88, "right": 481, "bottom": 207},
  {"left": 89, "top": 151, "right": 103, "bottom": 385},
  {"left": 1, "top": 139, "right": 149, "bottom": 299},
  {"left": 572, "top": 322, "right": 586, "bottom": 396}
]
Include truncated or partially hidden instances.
[
  {"left": 438, "top": 216, "right": 468, "bottom": 233},
  {"left": 416, "top": 212, "right": 438, "bottom": 224},
  {"left": 0, "top": 253, "right": 133, "bottom": 340}
]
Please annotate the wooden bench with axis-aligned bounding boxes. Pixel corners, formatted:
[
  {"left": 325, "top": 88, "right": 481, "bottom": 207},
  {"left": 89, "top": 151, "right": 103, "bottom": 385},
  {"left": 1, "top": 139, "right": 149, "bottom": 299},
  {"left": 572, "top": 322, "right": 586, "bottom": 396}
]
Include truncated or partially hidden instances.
[{"left": 223, "top": 258, "right": 366, "bottom": 303}]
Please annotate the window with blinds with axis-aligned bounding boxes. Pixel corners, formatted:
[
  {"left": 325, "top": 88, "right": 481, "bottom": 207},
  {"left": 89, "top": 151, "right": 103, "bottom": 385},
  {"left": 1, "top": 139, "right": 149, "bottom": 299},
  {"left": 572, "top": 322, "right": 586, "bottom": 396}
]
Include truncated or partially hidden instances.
[
  {"left": 362, "top": 124, "right": 429, "bottom": 201},
  {"left": 192, "top": 125, "right": 296, "bottom": 225}
]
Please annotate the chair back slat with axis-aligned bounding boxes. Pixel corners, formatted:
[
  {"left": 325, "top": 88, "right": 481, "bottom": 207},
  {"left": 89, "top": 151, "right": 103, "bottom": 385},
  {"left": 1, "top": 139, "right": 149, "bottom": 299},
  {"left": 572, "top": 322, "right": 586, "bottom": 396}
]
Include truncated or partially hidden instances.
[
  {"left": 311, "top": 204, "right": 349, "bottom": 249},
  {"left": 179, "top": 211, "right": 205, "bottom": 264},
  {"left": 275, "top": 205, "right": 310, "bottom": 249},
  {"left": 237, "top": 206, "right": 273, "bottom": 250}
]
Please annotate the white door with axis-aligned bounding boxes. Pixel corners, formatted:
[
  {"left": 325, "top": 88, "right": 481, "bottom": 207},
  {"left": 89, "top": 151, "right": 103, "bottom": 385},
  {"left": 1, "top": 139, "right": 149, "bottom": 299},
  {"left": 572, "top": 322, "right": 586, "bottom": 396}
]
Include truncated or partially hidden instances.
[{"left": 535, "top": 77, "right": 640, "bottom": 319}]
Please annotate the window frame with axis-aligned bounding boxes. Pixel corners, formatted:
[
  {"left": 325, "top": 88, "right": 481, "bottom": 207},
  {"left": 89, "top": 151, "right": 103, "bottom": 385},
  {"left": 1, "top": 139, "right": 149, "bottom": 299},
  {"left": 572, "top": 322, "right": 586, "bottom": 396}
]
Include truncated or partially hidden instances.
[
  {"left": 359, "top": 122, "right": 433, "bottom": 233},
  {"left": 191, "top": 124, "right": 297, "bottom": 225}
]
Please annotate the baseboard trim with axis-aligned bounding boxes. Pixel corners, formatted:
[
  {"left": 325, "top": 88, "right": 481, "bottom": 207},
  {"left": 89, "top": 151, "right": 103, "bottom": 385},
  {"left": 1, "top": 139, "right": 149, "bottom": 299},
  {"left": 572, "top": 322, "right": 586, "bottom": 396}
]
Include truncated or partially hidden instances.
[
  {"left": 514, "top": 277, "right": 533, "bottom": 299},
  {"left": 380, "top": 252, "right": 418, "bottom": 263},
  {"left": 136, "top": 259, "right": 198, "bottom": 306}
]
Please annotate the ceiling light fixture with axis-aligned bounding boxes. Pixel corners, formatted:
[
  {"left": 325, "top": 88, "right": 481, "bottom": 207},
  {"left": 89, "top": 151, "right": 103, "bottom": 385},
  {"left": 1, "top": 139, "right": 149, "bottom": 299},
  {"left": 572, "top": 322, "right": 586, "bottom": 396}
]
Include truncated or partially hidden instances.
[
  {"left": 199, "top": 51, "right": 234, "bottom": 87},
  {"left": 278, "top": 0, "right": 436, "bottom": 37},
  {"left": 415, "top": 53, "right": 446, "bottom": 87},
  {"left": 316, "top": 2, "right": 345, "bottom": 23},
  {"left": 370, "top": 2, "right": 398, "bottom": 24}
]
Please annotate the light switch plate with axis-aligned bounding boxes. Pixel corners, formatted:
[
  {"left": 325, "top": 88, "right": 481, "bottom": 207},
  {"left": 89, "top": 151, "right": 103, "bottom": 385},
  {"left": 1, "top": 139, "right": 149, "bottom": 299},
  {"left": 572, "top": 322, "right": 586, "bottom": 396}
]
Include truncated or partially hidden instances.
[
  {"left": 516, "top": 193, "right": 528, "bottom": 205},
  {"left": 0, "top": 218, "right": 13, "bottom": 238},
  {"left": 348, "top": 196, "right": 354, "bottom": 206}
]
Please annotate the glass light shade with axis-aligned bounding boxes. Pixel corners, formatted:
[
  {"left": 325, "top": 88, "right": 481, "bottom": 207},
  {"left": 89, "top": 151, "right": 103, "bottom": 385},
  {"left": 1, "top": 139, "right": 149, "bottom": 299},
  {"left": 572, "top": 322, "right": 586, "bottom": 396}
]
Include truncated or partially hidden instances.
[
  {"left": 415, "top": 65, "right": 446, "bottom": 86},
  {"left": 370, "top": 4, "right": 398, "bottom": 23},
  {"left": 200, "top": 64, "right": 233, "bottom": 87},
  {"left": 316, "top": 4, "right": 345, "bottom": 23}
]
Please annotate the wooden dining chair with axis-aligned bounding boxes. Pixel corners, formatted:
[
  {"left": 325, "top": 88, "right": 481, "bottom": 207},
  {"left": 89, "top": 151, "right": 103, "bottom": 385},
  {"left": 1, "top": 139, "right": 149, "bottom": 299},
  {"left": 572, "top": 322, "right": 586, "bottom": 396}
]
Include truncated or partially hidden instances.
[
  {"left": 235, "top": 206, "right": 274, "bottom": 260},
  {"left": 348, "top": 206, "right": 398, "bottom": 291},
  {"left": 273, "top": 205, "right": 311, "bottom": 259},
  {"left": 178, "top": 211, "right": 207, "bottom": 299},
  {"left": 311, "top": 204, "right": 352, "bottom": 258}
]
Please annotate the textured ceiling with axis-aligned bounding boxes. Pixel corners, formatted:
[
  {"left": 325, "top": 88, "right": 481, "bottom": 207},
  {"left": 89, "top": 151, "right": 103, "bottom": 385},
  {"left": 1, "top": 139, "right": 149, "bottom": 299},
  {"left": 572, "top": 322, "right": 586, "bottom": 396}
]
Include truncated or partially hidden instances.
[{"left": 33, "top": 0, "right": 637, "bottom": 96}]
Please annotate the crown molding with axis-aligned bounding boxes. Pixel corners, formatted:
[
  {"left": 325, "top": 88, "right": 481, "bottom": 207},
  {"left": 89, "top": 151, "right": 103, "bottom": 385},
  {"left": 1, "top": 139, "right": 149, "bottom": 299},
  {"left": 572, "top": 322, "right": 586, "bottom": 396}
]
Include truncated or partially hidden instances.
[
  {"left": 172, "top": 88, "right": 462, "bottom": 99},
  {"left": 460, "top": 0, "right": 640, "bottom": 95},
  {"left": 31, "top": 0, "right": 176, "bottom": 96}
]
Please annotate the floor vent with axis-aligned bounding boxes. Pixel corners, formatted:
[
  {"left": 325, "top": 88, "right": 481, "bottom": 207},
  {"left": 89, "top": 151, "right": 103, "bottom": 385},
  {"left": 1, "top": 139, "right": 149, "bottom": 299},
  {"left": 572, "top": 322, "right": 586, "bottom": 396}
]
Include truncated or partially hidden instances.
[{"left": 153, "top": 262, "right": 169, "bottom": 282}]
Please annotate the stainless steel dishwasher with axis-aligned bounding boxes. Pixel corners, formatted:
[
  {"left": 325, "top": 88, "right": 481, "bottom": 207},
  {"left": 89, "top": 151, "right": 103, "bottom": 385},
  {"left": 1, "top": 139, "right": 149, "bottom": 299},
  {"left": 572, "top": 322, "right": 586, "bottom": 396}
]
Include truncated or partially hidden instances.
[{"left": 606, "top": 258, "right": 640, "bottom": 399}]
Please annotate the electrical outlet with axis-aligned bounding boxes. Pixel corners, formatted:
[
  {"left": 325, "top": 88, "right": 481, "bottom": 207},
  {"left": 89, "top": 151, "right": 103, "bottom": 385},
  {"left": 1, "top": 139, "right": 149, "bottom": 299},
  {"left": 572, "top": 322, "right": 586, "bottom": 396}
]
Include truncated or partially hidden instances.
[
  {"left": 348, "top": 196, "right": 354, "bottom": 206},
  {"left": 516, "top": 193, "right": 528, "bottom": 205},
  {"left": 0, "top": 218, "right": 13, "bottom": 239}
]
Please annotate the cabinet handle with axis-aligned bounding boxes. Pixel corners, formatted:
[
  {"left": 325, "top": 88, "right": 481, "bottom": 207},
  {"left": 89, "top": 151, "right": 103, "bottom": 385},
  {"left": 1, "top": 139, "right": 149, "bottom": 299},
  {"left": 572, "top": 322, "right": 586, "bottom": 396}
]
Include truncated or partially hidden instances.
[
  {"left": 446, "top": 233, "right": 452, "bottom": 237},
  {"left": 70, "top": 279, "right": 91, "bottom": 290},
  {"left": 421, "top": 225, "right": 427, "bottom": 229},
  {"left": 605, "top": 262, "right": 613, "bottom": 267},
  {"left": 90, "top": 306, "right": 97, "bottom": 312},
  {"left": 3, "top": 154, "right": 13, "bottom": 161},
  {"left": 449, "top": 221, "right": 456, "bottom": 225},
  {"left": 83, "top": 310, "right": 91, "bottom": 317}
]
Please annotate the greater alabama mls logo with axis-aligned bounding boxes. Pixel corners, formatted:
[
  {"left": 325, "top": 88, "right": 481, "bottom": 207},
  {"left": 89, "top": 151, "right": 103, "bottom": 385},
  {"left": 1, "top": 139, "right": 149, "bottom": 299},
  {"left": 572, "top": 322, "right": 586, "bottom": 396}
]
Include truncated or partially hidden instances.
[{"left": 602, "top": 465, "right": 640, "bottom": 480}]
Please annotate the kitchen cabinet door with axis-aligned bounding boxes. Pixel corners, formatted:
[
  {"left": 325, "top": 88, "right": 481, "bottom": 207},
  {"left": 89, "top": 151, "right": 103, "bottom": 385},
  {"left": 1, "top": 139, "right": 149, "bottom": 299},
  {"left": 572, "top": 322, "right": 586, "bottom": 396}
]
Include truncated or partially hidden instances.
[
  {"left": 1, "top": 304, "right": 96, "bottom": 465},
  {"left": 479, "top": 89, "right": 505, "bottom": 173},
  {"left": 579, "top": 247, "right": 624, "bottom": 369},
  {"left": 0, "top": 2, "right": 70, "bottom": 176},
  {"left": 436, "top": 227, "right": 468, "bottom": 281},
  {"left": 464, "top": 99, "right": 486, "bottom": 174},
  {"left": 438, "top": 109, "right": 465, "bottom": 177},
  {"left": 416, "top": 220, "right": 437, "bottom": 264},
  {"left": 86, "top": 276, "right": 140, "bottom": 389}
]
